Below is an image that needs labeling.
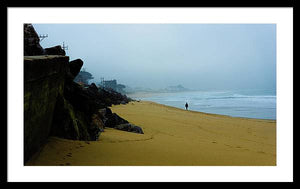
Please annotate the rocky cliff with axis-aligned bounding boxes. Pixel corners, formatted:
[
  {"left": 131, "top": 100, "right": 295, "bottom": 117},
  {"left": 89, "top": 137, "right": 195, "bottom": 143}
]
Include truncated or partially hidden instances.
[
  {"left": 24, "top": 55, "right": 69, "bottom": 162},
  {"left": 24, "top": 24, "right": 143, "bottom": 163}
]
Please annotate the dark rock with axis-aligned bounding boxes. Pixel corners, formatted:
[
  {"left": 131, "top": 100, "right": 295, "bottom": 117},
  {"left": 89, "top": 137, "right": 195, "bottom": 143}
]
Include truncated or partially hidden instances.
[
  {"left": 104, "top": 113, "right": 129, "bottom": 128},
  {"left": 24, "top": 24, "right": 138, "bottom": 164},
  {"left": 63, "top": 81, "right": 131, "bottom": 117},
  {"left": 24, "top": 24, "right": 45, "bottom": 56},
  {"left": 106, "top": 107, "right": 113, "bottom": 115},
  {"left": 64, "top": 81, "right": 106, "bottom": 117},
  {"left": 97, "top": 108, "right": 106, "bottom": 120},
  {"left": 97, "top": 107, "right": 112, "bottom": 119},
  {"left": 90, "top": 113, "right": 105, "bottom": 133},
  {"left": 88, "top": 83, "right": 99, "bottom": 93},
  {"left": 131, "top": 125, "right": 144, "bottom": 134},
  {"left": 24, "top": 24, "right": 66, "bottom": 56},
  {"left": 51, "top": 95, "right": 90, "bottom": 140},
  {"left": 68, "top": 59, "right": 83, "bottom": 79},
  {"left": 51, "top": 95, "right": 104, "bottom": 141},
  {"left": 97, "top": 87, "right": 131, "bottom": 106},
  {"left": 24, "top": 55, "right": 69, "bottom": 163},
  {"left": 44, "top": 45, "right": 66, "bottom": 56},
  {"left": 115, "top": 123, "right": 144, "bottom": 134}
]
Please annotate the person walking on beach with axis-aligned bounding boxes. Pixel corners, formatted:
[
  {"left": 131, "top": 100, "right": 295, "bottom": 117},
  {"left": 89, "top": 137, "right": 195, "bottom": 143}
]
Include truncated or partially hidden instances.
[{"left": 185, "top": 102, "right": 189, "bottom": 110}]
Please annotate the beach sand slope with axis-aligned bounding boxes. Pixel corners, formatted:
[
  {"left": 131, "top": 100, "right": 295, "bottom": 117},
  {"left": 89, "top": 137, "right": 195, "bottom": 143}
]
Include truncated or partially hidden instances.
[{"left": 26, "top": 101, "right": 276, "bottom": 166}]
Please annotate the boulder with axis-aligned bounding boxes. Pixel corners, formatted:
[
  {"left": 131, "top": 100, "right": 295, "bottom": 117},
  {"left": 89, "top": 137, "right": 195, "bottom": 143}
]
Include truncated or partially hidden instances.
[
  {"left": 106, "top": 107, "right": 113, "bottom": 115},
  {"left": 97, "top": 87, "right": 131, "bottom": 106},
  {"left": 88, "top": 83, "right": 99, "bottom": 94},
  {"left": 98, "top": 107, "right": 144, "bottom": 134},
  {"left": 115, "top": 123, "right": 144, "bottom": 134},
  {"left": 104, "top": 113, "right": 129, "bottom": 128},
  {"left": 51, "top": 95, "right": 90, "bottom": 140},
  {"left": 44, "top": 45, "right": 66, "bottom": 56},
  {"left": 91, "top": 113, "right": 105, "bottom": 133},
  {"left": 68, "top": 59, "right": 83, "bottom": 79},
  {"left": 97, "top": 107, "right": 112, "bottom": 119},
  {"left": 51, "top": 95, "right": 104, "bottom": 141},
  {"left": 64, "top": 81, "right": 106, "bottom": 117}
]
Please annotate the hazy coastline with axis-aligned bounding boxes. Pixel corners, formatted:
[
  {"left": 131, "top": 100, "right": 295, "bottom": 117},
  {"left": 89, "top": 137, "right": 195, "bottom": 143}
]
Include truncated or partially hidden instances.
[
  {"left": 127, "top": 89, "right": 276, "bottom": 120},
  {"left": 24, "top": 23, "right": 277, "bottom": 167}
]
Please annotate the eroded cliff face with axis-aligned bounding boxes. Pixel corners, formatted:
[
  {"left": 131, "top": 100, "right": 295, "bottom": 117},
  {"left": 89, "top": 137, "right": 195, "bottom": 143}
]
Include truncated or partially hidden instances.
[
  {"left": 24, "top": 55, "right": 69, "bottom": 162},
  {"left": 24, "top": 55, "right": 103, "bottom": 163},
  {"left": 23, "top": 24, "right": 89, "bottom": 163},
  {"left": 24, "top": 24, "right": 143, "bottom": 164}
]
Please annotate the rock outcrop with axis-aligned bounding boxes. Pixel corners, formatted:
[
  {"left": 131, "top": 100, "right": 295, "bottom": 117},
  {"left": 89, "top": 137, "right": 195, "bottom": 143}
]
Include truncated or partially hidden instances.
[
  {"left": 24, "top": 55, "right": 69, "bottom": 162},
  {"left": 97, "top": 87, "right": 132, "bottom": 106},
  {"left": 50, "top": 94, "right": 90, "bottom": 140},
  {"left": 24, "top": 24, "right": 45, "bottom": 56},
  {"left": 24, "top": 24, "right": 66, "bottom": 56},
  {"left": 68, "top": 59, "right": 84, "bottom": 79},
  {"left": 115, "top": 123, "right": 144, "bottom": 134},
  {"left": 44, "top": 45, "right": 66, "bottom": 56},
  {"left": 98, "top": 107, "right": 144, "bottom": 134},
  {"left": 24, "top": 23, "right": 144, "bottom": 163},
  {"left": 52, "top": 81, "right": 104, "bottom": 141}
]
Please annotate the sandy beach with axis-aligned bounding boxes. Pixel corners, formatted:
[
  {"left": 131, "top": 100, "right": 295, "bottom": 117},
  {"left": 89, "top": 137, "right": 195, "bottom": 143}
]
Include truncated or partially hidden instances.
[{"left": 26, "top": 101, "right": 276, "bottom": 166}]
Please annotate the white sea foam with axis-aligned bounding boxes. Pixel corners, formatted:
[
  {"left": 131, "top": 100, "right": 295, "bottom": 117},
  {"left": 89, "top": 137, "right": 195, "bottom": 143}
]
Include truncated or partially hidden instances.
[{"left": 138, "top": 89, "right": 276, "bottom": 120}]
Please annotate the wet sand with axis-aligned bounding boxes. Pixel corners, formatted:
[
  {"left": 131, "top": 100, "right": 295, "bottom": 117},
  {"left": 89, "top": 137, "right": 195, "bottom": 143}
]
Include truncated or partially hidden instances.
[{"left": 26, "top": 101, "right": 276, "bottom": 166}]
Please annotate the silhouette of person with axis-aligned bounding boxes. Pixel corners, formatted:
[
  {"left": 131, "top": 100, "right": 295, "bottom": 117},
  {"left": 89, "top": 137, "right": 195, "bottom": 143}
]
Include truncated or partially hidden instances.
[{"left": 185, "top": 102, "right": 189, "bottom": 110}]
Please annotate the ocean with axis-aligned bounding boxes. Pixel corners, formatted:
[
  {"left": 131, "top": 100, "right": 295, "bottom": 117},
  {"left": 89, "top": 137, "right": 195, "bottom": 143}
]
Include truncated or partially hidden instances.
[{"left": 131, "top": 89, "right": 276, "bottom": 120}]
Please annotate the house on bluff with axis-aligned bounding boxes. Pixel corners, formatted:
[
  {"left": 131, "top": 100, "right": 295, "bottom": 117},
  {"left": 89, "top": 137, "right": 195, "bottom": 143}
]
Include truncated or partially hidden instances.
[{"left": 99, "top": 78, "right": 126, "bottom": 94}]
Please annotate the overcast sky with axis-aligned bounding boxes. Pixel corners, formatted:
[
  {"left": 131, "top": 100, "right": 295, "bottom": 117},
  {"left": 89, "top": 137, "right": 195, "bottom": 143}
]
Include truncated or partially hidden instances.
[{"left": 33, "top": 24, "right": 276, "bottom": 91}]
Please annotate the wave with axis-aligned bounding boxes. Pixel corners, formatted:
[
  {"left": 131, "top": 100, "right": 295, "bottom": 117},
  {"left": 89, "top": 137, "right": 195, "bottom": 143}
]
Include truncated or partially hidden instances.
[
  {"left": 140, "top": 90, "right": 276, "bottom": 119},
  {"left": 200, "top": 94, "right": 276, "bottom": 101}
]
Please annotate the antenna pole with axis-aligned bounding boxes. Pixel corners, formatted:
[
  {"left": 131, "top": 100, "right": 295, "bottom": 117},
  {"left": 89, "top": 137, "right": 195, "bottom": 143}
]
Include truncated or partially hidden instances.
[
  {"left": 39, "top": 34, "right": 48, "bottom": 42},
  {"left": 62, "top": 42, "right": 68, "bottom": 51}
]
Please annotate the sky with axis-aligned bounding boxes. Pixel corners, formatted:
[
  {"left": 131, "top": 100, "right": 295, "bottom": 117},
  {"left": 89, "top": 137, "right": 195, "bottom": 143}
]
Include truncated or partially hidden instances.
[{"left": 33, "top": 24, "right": 276, "bottom": 91}]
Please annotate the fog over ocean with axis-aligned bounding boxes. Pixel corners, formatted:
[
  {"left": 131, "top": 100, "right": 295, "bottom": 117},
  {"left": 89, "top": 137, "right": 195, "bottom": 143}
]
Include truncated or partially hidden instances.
[
  {"left": 33, "top": 24, "right": 276, "bottom": 119},
  {"left": 135, "top": 89, "right": 276, "bottom": 120}
]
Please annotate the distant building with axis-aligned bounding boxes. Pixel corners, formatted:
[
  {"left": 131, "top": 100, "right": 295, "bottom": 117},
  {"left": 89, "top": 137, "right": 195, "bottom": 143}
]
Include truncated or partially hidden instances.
[
  {"left": 102, "top": 79, "right": 117, "bottom": 90},
  {"left": 99, "top": 78, "right": 126, "bottom": 94}
]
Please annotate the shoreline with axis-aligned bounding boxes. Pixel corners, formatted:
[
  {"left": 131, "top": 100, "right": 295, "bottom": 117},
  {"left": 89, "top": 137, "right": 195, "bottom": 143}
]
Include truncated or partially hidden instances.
[
  {"left": 26, "top": 100, "right": 276, "bottom": 166},
  {"left": 127, "top": 89, "right": 276, "bottom": 121},
  {"left": 138, "top": 100, "right": 276, "bottom": 122}
]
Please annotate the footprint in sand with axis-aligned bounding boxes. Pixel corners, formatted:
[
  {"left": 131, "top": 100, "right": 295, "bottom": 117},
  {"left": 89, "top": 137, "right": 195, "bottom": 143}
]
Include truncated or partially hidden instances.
[
  {"left": 257, "top": 151, "right": 266, "bottom": 154},
  {"left": 247, "top": 128, "right": 252, "bottom": 134},
  {"left": 76, "top": 145, "right": 84, "bottom": 149},
  {"left": 224, "top": 144, "right": 233, "bottom": 148}
]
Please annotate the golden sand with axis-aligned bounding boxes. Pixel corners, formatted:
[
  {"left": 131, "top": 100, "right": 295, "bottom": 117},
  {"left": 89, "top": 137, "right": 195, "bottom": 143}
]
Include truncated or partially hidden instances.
[{"left": 26, "top": 101, "right": 276, "bottom": 166}]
